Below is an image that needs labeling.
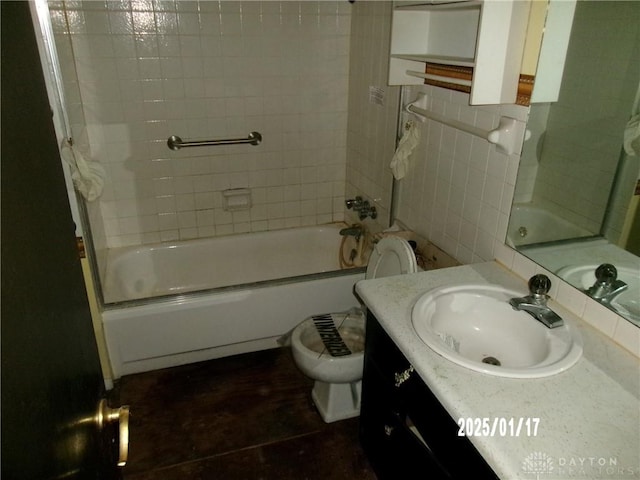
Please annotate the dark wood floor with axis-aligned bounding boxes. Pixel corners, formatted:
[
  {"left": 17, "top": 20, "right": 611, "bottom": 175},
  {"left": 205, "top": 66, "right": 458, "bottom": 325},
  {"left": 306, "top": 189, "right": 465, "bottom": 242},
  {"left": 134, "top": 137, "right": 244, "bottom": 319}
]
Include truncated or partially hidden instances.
[{"left": 114, "top": 348, "right": 377, "bottom": 479}]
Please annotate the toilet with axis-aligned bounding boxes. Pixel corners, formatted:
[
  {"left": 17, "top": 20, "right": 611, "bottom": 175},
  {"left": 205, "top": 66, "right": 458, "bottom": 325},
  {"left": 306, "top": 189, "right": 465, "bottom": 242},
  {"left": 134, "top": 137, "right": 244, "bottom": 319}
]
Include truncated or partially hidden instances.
[{"left": 291, "top": 236, "right": 418, "bottom": 423}]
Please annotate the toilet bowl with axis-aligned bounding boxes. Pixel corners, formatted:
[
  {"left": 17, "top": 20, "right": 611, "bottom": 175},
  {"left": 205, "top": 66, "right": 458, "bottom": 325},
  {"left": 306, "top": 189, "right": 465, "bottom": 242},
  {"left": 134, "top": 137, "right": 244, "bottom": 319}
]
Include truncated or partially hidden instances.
[
  {"left": 291, "top": 310, "right": 365, "bottom": 383},
  {"left": 291, "top": 236, "right": 418, "bottom": 423}
]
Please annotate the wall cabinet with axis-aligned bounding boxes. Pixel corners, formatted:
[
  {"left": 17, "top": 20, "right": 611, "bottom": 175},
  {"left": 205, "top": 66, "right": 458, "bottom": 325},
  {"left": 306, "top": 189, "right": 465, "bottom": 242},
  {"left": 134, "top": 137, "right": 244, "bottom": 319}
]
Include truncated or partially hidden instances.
[
  {"left": 360, "top": 313, "right": 497, "bottom": 478},
  {"left": 389, "top": 0, "right": 531, "bottom": 105}
]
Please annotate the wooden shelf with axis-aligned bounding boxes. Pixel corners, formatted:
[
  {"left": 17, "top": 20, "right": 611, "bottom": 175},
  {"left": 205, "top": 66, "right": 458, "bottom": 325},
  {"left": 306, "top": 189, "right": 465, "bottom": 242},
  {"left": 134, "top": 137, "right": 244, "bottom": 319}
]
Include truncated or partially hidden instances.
[{"left": 391, "top": 54, "right": 475, "bottom": 68}]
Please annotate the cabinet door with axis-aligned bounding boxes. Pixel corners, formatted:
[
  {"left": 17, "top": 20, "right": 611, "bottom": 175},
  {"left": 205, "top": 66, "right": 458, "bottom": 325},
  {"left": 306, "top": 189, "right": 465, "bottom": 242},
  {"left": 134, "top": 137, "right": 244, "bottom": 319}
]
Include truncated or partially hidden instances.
[
  {"left": 360, "top": 358, "right": 451, "bottom": 479},
  {"left": 361, "top": 313, "right": 497, "bottom": 479},
  {"left": 404, "top": 375, "right": 498, "bottom": 478}
]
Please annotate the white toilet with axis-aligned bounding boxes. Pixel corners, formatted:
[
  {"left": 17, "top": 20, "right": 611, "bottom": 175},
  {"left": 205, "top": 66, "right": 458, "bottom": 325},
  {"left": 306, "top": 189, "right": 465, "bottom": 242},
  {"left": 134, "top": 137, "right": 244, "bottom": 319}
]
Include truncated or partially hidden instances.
[{"left": 291, "top": 236, "right": 418, "bottom": 423}]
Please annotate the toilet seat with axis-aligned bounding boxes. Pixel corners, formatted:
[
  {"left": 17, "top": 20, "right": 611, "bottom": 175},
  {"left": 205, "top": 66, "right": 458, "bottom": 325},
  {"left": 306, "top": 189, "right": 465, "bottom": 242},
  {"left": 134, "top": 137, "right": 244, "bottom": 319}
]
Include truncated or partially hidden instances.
[{"left": 365, "top": 236, "right": 418, "bottom": 280}]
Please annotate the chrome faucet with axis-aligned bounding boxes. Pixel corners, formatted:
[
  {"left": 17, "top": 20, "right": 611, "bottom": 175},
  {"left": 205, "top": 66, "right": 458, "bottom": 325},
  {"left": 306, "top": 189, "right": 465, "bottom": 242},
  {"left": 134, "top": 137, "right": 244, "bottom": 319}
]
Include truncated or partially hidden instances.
[
  {"left": 339, "top": 225, "right": 364, "bottom": 241},
  {"left": 509, "top": 274, "right": 564, "bottom": 328},
  {"left": 345, "top": 196, "right": 364, "bottom": 210},
  {"left": 585, "top": 264, "right": 628, "bottom": 304},
  {"left": 345, "top": 196, "right": 377, "bottom": 220}
]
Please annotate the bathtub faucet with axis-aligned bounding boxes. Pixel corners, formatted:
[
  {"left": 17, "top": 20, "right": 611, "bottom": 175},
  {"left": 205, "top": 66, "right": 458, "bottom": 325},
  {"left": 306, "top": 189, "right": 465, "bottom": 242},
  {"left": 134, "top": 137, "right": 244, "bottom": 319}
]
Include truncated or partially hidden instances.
[
  {"left": 339, "top": 225, "right": 364, "bottom": 241},
  {"left": 585, "top": 264, "right": 628, "bottom": 304},
  {"left": 345, "top": 196, "right": 377, "bottom": 220}
]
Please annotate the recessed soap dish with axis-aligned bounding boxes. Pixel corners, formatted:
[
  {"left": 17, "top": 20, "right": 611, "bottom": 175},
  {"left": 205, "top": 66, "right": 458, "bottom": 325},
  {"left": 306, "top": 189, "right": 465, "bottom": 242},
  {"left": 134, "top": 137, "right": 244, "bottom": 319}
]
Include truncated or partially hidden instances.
[{"left": 223, "top": 188, "right": 251, "bottom": 211}]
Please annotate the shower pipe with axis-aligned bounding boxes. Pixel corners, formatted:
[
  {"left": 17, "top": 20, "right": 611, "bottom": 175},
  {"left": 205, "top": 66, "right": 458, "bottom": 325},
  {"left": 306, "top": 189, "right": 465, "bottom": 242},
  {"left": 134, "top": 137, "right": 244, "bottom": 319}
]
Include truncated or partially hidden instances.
[
  {"left": 388, "top": 86, "right": 409, "bottom": 228},
  {"left": 167, "top": 131, "right": 262, "bottom": 150}
]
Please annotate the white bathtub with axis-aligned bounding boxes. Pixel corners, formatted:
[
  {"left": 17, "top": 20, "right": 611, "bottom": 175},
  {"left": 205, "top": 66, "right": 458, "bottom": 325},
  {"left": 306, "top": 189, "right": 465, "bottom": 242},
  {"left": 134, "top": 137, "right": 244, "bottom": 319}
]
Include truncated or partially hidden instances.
[
  {"left": 103, "top": 224, "right": 355, "bottom": 303},
  {"left": 507, "top": 204, "right": 592, "bottom": 247},
  {"left": 102, "top": 224, "right": 365, "bottom": 378}
]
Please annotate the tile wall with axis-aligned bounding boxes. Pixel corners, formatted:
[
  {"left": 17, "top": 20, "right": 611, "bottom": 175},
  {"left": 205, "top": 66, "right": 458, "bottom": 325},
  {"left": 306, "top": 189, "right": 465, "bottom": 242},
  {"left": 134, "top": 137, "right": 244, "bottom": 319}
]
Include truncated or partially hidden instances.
[
  {"left": 346, "top": 1, "right": 524, "bottom": 263},
  {"left": 49, "top": 0, "right": 352, "bottom": 248},
  {"left": 394, "top": 85, "right": 526, "bottom": 265},
  {"left": 345, "top": 0, "right": 398, "bottom": 231}
]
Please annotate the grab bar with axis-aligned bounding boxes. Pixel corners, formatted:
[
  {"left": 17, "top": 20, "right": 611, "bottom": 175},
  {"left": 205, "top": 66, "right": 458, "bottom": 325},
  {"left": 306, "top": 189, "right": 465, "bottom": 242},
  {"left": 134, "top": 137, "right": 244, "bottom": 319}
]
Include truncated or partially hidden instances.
[{"left": 167, "top": 131, "right": 262, "bottom": 150}]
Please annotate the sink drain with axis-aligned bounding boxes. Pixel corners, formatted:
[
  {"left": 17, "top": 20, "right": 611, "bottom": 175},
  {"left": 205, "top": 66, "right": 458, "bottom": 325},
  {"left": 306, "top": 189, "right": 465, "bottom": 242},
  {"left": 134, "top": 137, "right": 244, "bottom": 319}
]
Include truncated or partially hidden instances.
[{"left": 482, "top": 356, "right": 501, "bottom": 366}]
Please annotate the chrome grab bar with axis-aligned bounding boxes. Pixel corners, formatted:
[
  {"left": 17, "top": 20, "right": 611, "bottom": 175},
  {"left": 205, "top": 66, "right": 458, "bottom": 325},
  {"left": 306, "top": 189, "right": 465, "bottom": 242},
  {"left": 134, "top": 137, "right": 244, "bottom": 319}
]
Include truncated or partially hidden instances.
[{"left": 167, "top": 131, "right": 262, "bottom": 150}]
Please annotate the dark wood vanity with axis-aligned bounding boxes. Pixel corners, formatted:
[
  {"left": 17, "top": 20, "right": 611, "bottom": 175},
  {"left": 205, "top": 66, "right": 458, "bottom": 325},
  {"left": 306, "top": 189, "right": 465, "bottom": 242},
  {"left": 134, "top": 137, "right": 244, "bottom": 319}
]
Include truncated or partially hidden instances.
[{"left": 359, "top": 312, "right": 497, "bottom": 479}]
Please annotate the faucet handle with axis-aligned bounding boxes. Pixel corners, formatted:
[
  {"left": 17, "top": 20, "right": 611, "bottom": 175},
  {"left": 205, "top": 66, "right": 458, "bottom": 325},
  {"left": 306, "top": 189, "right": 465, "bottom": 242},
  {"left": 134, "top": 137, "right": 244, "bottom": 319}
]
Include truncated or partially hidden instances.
[
  {"left": 595, "top": 263, "right": 617, "bottom": 284},
  {"left": 345, "top": 196, "right": 363, "bottom": 209},
  {"left": 528, "top": 274, "right": 551, "bottom": 296}
]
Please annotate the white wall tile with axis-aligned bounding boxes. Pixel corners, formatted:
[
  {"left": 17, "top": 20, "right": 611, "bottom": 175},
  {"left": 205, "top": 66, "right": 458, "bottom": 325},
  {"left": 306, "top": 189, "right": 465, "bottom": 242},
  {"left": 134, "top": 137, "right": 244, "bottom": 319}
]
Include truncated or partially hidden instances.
[
  {"left": 56, "top": 0, "right": 352, "bottom": 247},
  {"left": 613, "top": 319, "right": 640, "bottom": 358}
]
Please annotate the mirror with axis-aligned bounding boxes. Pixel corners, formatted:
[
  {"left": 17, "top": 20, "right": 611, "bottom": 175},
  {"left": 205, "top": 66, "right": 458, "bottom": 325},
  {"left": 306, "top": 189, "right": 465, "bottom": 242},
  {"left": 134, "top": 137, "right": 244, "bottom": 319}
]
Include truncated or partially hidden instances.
[{"left": 508, "top": 0, "right": 640, "bottom": 326}]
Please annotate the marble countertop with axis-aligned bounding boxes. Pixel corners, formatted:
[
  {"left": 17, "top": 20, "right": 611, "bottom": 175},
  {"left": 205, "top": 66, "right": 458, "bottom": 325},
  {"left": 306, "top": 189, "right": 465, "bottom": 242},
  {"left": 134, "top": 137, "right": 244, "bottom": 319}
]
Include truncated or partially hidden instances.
[{"left": 355, "top": 262, "right": 640, "bottom": 480}]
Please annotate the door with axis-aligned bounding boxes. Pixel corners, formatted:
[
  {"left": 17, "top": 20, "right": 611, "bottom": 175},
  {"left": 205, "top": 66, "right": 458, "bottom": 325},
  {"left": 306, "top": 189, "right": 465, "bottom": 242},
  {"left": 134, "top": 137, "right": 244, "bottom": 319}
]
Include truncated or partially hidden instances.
[{"left": 1, "top": 2, "right": 124, "bottom": 478}]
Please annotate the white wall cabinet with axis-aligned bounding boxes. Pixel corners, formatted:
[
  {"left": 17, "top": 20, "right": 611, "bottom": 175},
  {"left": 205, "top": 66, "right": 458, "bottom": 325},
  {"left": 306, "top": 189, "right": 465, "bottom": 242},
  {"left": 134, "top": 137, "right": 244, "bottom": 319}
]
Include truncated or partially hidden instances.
[{"left": 389, "top": 0, "right": 531, "bottom": 105}]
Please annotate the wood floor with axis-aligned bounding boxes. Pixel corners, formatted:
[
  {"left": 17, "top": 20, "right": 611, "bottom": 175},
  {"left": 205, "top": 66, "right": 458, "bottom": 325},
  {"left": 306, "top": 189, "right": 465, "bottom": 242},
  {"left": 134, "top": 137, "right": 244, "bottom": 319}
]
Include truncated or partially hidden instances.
[{"left": 114, "top": 348, "right": 377, "bottom": 479}]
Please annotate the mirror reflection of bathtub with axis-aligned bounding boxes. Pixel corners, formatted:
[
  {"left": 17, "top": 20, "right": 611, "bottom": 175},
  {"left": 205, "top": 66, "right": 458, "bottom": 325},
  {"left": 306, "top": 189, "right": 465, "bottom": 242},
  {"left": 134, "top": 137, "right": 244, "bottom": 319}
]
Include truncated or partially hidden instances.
[{"left": 507, "top": 204, "right": 592, "bottom": 248}]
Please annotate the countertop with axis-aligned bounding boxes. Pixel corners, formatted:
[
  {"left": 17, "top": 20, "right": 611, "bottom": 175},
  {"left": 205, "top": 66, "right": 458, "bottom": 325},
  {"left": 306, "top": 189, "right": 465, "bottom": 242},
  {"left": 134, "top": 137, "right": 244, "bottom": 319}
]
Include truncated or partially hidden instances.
[{"left": 355, "top": 261, "right": 640, "bottom": 479}]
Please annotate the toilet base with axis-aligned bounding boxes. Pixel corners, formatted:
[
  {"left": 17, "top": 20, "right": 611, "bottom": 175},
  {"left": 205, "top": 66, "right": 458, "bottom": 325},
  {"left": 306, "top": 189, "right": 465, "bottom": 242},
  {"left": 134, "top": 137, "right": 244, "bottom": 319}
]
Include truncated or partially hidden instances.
[{"left": 311, "top": 380, "right": 361, "bottom": 423}]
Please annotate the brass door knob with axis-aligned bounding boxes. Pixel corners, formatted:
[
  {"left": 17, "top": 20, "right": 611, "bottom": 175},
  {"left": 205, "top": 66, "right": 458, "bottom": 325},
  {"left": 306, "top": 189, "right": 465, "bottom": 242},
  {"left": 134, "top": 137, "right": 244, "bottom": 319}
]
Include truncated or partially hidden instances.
[{"left": 96, "top": 399, "right": 130, "bottom": 467}]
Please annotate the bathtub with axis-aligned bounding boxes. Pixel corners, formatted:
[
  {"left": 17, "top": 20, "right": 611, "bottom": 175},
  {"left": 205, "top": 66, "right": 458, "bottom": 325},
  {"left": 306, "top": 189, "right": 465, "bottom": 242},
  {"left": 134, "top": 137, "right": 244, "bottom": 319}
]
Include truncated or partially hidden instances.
[
  {"left": 101, "top": 224, "right": 365, "bottom": 378},
  {"left": 507, "top": 204, "right": 592, "bottom": 247}
]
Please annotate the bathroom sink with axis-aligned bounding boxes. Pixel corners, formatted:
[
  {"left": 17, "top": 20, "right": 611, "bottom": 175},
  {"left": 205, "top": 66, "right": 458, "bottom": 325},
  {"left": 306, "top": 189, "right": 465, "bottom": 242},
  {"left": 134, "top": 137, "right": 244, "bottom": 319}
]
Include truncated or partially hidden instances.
[
  {"left": 411, "top": 284, "right": 583, "bottom": 378},
  {"left": 556, "top": 264, "right": 640, "bottom": 323}
]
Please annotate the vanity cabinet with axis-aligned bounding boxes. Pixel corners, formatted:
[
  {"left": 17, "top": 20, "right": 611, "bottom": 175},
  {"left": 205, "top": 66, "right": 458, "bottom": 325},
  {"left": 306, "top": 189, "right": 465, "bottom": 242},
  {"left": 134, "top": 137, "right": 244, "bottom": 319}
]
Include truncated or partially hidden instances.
[
  {"left": 360, "top": 312, "right": 497, "bottom": 479},
  {"left": 389, "top": 0, "right": 530, "bottom": 105}
]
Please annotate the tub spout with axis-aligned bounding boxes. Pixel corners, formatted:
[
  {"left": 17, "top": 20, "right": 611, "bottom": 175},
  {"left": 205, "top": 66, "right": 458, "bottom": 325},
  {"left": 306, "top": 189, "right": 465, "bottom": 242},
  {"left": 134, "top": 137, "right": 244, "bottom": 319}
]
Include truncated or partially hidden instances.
[
  {"left": 339, "top": 225, "right": 369, "bottom": 268},
  {"left": 339, "top": 225, "right": 364, "bottom": 240}
]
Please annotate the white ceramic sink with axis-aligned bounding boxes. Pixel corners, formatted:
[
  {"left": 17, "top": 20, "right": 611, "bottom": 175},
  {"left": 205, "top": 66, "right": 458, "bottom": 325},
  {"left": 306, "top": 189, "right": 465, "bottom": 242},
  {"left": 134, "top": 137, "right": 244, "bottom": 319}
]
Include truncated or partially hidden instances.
[
  {"left": 556, "top": 264, "right": 640, "bottom": 323},
  {"left": 411, "top": 284, "right": 583, "bottom": 378}
]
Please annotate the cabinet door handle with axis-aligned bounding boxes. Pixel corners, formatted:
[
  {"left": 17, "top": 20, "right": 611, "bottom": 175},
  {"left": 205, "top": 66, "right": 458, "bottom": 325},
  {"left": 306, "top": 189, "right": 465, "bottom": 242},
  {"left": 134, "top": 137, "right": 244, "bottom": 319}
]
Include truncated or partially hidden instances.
[{"left": 394, "top": 365, "right": 414, "bottom": 387}]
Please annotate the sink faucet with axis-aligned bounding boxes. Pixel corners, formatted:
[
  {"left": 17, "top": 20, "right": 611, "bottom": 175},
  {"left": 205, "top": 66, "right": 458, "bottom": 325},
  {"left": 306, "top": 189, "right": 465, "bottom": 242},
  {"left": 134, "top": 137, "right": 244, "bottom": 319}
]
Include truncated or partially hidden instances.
[
  {"left": 509, "top": 274, "right": 564, "bottom": 328},
  {"left": 585, "top": 263, "right": 628, "bottom": 305}
]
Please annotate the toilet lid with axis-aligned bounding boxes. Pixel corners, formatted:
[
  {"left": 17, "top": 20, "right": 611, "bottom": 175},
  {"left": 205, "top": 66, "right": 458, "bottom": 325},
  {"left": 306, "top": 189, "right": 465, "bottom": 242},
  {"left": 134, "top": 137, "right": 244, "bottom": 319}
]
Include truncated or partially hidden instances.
[{"left": 366, "top": 236, "right": 418, "bottom": 279}]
